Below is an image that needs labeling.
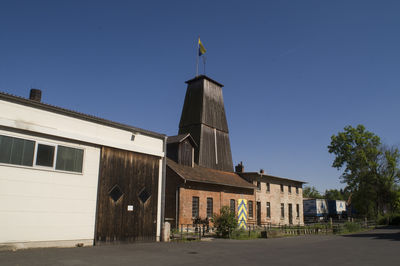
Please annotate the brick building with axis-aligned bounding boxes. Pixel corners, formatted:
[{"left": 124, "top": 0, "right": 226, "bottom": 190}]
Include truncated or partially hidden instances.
[{"left": 236, "top": 163, "right": 305, "bottom": 226}]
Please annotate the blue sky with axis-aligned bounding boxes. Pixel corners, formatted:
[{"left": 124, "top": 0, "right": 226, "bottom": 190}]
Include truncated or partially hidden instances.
[{"left": 1, "top": 0, "right": 400, "bottom": 193}]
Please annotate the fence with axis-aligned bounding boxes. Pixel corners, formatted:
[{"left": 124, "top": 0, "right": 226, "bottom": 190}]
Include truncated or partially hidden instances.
[{"left": 170, "top": 219, "right": 376, "bottom": 241}]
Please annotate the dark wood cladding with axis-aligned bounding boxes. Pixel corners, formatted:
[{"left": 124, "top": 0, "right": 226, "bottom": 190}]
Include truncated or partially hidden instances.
[
  {"left": 167, "top": 139, "right": 193, "bottom": 167},
  {"left": 178, "top": 76, "right": 233, "bottom": 172},
  {"left": 165, "top": 167, "right": 183, "bottom": 228},
  {"left": 179, "top": 77, "right": 229, "bottom": 132},
  {"left": 95, "top": 146, "right": 160, "bottom": 243},
  {"left": 197, "top": 125, "right": 233, "bottom": 172},
  {"left": 179, "top": 78, "right": 204, "bottom": 130},
  {"left": 166, "top": 143, "right": 179, "bottom": 163},
  {"left": 202, "top": 80, "right": 229, "bottom": 132},
  {"left": 179, "top": 139, "right": 192, "bottom": 166}
]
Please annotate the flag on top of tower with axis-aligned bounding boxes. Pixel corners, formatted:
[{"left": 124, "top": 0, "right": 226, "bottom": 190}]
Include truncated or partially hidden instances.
[{"left": 198, "top": 38, "right": 206, "bottom": 56}]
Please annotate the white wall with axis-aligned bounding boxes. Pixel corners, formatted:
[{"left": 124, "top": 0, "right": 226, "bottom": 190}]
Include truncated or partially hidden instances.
[
  {"left": 0, "top": 130, "right": 100, "bottom": 244},
  {"left": 0, "top": 100, "right": 164, "bottom": 158}
]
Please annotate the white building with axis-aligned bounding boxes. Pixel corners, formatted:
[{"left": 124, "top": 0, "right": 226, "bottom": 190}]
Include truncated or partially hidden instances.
[{"left": 0, "top": 89, "right": 166, "bottom": 249}]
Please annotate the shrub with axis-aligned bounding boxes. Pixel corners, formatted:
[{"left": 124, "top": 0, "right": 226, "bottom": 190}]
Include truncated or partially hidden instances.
[
  {"left": 390, "top": 214, "right": 400, "bottom": 225},
  {"left": 212, "top": 206, "right": 237, "bottom": 238},
  {"left": 377, "top": 213, "right": 400, "bottom": 225},
  {"left": 342, "top": 222, "right": 362, "bottom": 233}
]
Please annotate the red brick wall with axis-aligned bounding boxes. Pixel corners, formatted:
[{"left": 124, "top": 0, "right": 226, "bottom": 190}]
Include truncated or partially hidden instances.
[{"left": 178, "top": 184, "right": 255, "bottom": 226}]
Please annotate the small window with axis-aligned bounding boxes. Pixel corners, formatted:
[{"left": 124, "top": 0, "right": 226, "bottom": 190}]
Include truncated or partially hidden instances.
[
  {"left": 207, "top": 198, "right": 213, "bottom": 218},
  {"left": 296, "top": 187, "right": 299, "bottom": 194},
  {"left": 266, "top": 202, "right": 271, "bottom": 218},
  {"left": 288, "top": 185, "right": 292, "bottom": 194},
  {"left": 36, "top": 144, "right": 55, "bottom": 167},
  {"left": 296, "top": 204, "right": 300, "bottom": 218},
  {"left": 248, "top": 200, "right": 253, "bottom": 218},
  {"left": 280, "top": 184, "right": 284, "bottom": 193},
  {"left": 256, "top": 181, "right": 261, "bottom": 190},
  {"left": 0, "top": 135, "right": 35, "bottom": 166},
  {"left": 230, "top": 199, "right": 235, "bottom": 214},
  {"left": 192, "top": 197, "right": 199, "bottom": 218},
  {"left": 56, "top": 145, "right": 84, "bottom": 173},
  {"left": 266, "top": 182, "right": 270, "bottom": 192},
  {"left": 281, "top": 203, "right": 285, "bottom": 218}
]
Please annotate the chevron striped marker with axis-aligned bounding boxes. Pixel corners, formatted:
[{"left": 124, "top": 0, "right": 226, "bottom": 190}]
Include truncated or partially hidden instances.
[{"left": 238, "top": 199, "right": 248, "bottom": 229}]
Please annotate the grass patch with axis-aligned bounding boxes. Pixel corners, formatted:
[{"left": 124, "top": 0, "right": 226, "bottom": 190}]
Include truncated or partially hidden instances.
[{"left": 230, "top": 229, "right": 261, "bottom": 240}]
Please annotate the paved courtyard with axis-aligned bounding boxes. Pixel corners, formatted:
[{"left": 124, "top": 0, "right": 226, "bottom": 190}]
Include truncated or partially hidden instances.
[{"left": 1, "top": 227, "right": 399, "bottom": 266}]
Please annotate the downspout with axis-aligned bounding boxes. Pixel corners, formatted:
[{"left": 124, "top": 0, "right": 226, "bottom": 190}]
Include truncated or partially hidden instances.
[{"left": 160, "top": 136, "right": 167, "bottom": 241}]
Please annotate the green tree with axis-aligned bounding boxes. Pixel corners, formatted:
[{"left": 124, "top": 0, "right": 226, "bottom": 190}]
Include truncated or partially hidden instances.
[
  {"left": 328, "top": 125, "right": 400, "bottom": 218},
  {"left": 324, "top": 188, "right": 350, "bottom": 201},
  {"left": 212, "top": 206, "right": 237, "bottom": 238},
  {"left": 303, "top": 186, "right": 323, "bottom": 199}
]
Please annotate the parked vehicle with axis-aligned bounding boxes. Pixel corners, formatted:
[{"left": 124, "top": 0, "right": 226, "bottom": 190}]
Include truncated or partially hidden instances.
[
  {"left": 327, "top": 200, "right": 347, "bottom": 219},
  {"left": 303, "top": 199, "right": 348, "bottom": 223},
  {"left": 303, "top": 199, "right": 329, "bottom": 222}
]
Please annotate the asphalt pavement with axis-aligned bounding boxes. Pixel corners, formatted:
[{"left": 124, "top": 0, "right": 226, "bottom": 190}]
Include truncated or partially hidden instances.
[{"left": 0, "top": 226, "right": 399, "bottom": 266}]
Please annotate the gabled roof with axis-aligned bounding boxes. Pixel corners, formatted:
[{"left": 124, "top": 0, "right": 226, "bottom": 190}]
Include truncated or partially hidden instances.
[
  {"left": 0, "top": 91, "right": 165, "bottom": 139},
  {"left": 167, "top": 158, "right": 255, "bottom": 189},
  {"left": 167, "top": 133, "right": 198, "bottom": 147},
  {"left": 238, "top": 172, "right": 306, "bottom": 184}
]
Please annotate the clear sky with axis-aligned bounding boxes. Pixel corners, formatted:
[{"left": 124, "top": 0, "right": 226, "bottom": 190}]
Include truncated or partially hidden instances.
[{"left": 1, "top": 0, "right": 400, "bottom": 193}]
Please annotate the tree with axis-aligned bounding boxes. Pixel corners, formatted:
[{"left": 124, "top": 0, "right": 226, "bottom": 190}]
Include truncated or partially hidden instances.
[
  {"left": 212, "top": 206, "right": 237, "bottom": 238},
  {"left": 303, "top": 186, "right": 323, "bottom": 199},
  {"left": 328, "top": 125, "right": 400, "bottom": 218},
  {"left": 324, "top": 188, "right": 349, "bottom": 200}
]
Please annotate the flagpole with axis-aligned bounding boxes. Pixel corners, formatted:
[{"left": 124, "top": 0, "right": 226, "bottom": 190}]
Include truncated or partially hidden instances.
[
  {"left": 203, "top": 55, "right": 206, "bottom": 75},
  {"left": 196, "top": 36, "right": 199, "bottom": 77}
]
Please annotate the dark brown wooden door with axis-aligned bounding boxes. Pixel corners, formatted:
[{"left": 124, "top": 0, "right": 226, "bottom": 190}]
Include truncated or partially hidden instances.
[
  {"left": 256, "top": 202, "right": 261, "bottom": 226},
  {"left": 95, "top": 147, "right": 160, "bottom": 243}
]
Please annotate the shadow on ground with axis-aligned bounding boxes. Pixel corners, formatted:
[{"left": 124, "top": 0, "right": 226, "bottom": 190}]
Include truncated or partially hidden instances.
[{"left": 342, "top": 226, "right": 400, "bottom": 241}]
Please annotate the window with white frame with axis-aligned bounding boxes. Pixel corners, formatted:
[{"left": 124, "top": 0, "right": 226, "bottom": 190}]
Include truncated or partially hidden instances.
[
  {"left": 0, "top": 134, "right": 84, "bottom": 173},
  {"left": 0, "top": 135, "right": 35, "bottom": 166},
  {"left": 56, "top": 145, "right": 84, "bottom": 172},
  {"left": 35, "top": 143, "right": 55, "bottom": 167}
]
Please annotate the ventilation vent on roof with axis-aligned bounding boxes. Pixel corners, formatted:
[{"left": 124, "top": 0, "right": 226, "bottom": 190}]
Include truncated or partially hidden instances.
[
  {"left": 109, "top": 185, "right": 123, "bottom": 202},
  {"left": 138, "top": 187, "right": 151, "bottom": 203}
]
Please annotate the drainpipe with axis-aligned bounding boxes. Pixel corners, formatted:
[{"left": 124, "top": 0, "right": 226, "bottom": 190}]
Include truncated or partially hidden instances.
[{"left": 160, "top": 136, "right": 167, "bottom": 241}]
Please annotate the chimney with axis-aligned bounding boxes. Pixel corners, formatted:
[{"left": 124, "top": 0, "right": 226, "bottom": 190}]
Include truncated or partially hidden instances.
[
  {"left": 29, "top": 89, "right": 42, "bottom": 102},
  {"left": 235, "top": 161, "right": 244, "bottom": 173}
]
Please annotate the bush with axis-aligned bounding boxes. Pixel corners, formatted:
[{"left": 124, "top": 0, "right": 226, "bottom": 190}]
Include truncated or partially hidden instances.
[
  {"left": 212, "top": 206, "right": 237, "bottom": 238},
  {"left": 377, "top": 213, "right": 400, "bottom": 225},
  {"left": 391, "top": 214, "right": 400, "bottom": 225},
  {"left": 342, "top": 222, "right": 362, "bottom": 233}
]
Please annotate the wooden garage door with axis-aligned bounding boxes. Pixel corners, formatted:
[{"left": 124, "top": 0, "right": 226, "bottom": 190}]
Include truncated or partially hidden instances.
[{"left": 95, "top": 147, "right": 159, "bottom": 243}]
